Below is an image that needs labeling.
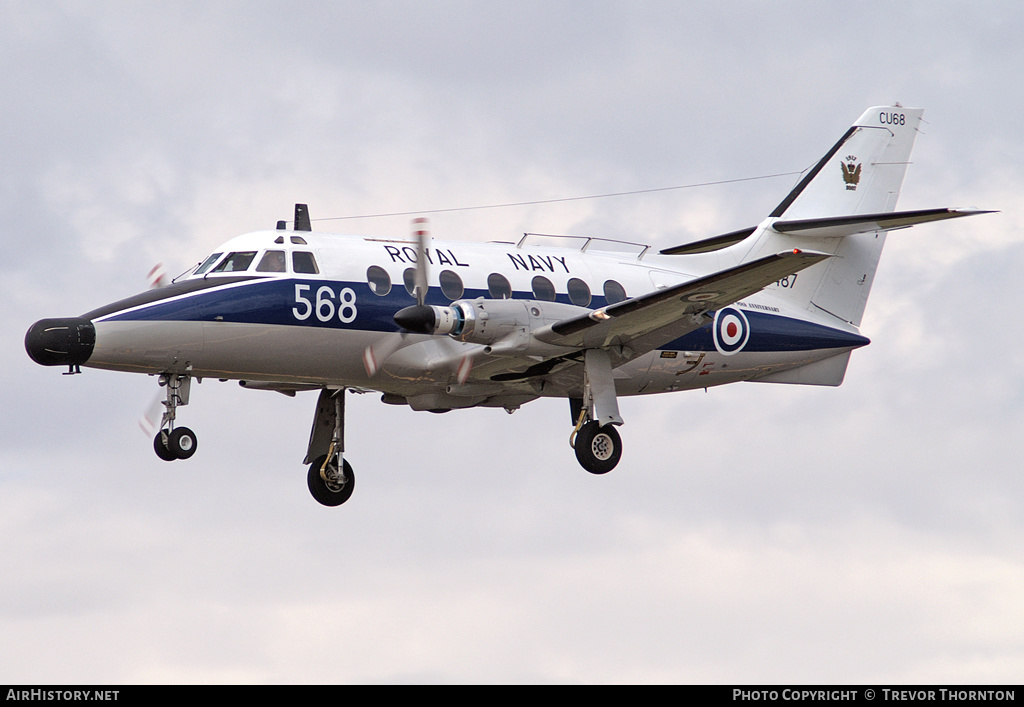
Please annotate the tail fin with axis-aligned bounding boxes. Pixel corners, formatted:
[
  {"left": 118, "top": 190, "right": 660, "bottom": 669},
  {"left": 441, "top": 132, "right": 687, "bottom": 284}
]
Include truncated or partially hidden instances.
[
  {"left": 744, "top": 106, "right": 924, "bottom": 326},
  {"left": 771, "top": 106, "right": 923, "bottom": 220}
]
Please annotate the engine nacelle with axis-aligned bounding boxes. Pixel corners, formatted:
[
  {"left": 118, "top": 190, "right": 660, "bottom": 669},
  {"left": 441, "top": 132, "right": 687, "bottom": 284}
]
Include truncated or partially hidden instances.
[
  {"left": 393, "top": 298, "right": 587, "bottom": 348},
  {"left": 449, "top": 299, "right": 527, "bottom": 344}
]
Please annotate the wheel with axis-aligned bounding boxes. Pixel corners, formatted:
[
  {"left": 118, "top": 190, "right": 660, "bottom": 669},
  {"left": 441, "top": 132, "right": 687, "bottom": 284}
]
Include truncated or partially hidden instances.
[
  {"left": 154, "top": 431, "right": 177, "bottom": 462},
  {"left": 168, "top": 427, "right": 198, "bottom": 460},
  {"left": 307, "top": 454, "right": 355, "bottom": 506},
  {"left": 574, "top": 421, "right": 622, "bottom": 474}
]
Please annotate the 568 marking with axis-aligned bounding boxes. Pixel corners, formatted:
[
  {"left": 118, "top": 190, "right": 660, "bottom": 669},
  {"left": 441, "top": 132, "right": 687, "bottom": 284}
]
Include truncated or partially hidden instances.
[{"left": 293, "top": 284, "right": 358, "bottom": 323}]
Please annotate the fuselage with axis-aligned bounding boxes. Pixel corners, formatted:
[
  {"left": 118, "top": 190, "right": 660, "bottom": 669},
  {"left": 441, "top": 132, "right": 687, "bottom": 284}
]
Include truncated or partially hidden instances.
[{"left": 27, "top": 228, "right": 869, "bottom": 413}]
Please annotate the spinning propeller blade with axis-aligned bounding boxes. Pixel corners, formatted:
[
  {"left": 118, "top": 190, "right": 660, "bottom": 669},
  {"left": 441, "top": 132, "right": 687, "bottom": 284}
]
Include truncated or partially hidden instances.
[
  {"left": 139, "top": 390, "right": 163, "bottom": 436},
  {"left": 364, "top": 219, "right": 432, "bottom": 376},
  {"left": 363, "top": 333, "right": 407, "bottom": 377},
  {"left": 412, "top": 217, "right": 430, "bottom": 306},
  {"left": 147, "top": 263, "right": 168, "bottom": 289}
]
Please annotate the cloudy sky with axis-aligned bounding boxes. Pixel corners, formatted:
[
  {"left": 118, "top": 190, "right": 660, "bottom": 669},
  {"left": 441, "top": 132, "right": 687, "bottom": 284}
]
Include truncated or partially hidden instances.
[{"left": 3, "top": 1, "right": 1023, "bottom": 684}]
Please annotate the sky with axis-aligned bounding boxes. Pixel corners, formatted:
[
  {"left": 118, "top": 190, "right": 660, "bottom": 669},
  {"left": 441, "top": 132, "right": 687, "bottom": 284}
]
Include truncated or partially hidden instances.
[{"left": 2, "top": 0, "right": 1023, "bottom": 684}]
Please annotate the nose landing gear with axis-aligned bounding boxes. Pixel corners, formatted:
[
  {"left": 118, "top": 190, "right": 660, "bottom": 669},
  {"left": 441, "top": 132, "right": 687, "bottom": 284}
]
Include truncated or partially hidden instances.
[
  {"left": 307, "top": 453, "right": 355, "bottom": 507},
  {"left": 152, "top": 372, "right": 198, "bottom": 462}
]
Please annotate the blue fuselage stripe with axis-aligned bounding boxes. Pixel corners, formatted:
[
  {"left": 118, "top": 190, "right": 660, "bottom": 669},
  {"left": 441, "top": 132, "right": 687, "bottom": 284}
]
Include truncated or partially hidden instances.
[{"left": 97, "top": 278, "right": 871, "bottom": 352}]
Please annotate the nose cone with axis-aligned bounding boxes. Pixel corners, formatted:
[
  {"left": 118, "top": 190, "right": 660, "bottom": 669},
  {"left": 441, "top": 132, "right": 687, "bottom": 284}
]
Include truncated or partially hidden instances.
[{"left": 25, "top": 318, "right": 96, "bottom": 367}]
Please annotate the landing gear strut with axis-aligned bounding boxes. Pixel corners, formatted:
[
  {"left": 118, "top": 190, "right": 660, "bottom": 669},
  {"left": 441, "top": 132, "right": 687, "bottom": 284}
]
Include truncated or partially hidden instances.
[
  {"left": 153, "top": 372, "right": 198, "bottom": 461},
  {"left": 569, "top": 349, "right": 624, "bottom": 474},
  {"left": 304, "top": 388, "right": 355, "bottom": 506}
]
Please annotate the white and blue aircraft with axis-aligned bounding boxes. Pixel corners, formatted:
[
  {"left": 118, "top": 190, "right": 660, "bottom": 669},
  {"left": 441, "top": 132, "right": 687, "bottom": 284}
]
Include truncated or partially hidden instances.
[{"left": 26, "top": 106, "right": 989, "bottom": 506}]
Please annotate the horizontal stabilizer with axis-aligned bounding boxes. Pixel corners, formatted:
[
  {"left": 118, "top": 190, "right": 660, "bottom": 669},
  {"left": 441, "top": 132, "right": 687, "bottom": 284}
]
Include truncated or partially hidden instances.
[
  {"left": 772, "top": 208, "right": 993, "bottom": 239},
  {"left": 660, "top": 227, "right": 757, "bottom": 255}
]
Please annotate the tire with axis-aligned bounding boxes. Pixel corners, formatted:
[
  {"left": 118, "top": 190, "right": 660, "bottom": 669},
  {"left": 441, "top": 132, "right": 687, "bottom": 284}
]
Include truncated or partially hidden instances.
[
  {"left": 307, "top": 455, "right": 355, "bottom": 506},
  {"left": 574, "top": 421, "right": 622, "bottom": 475},
  {"left": 168, "top": 427, "right": 198, "bottom": 460},
  {"left": 154, "top": 431, "right": 177, "bottom": 462}
]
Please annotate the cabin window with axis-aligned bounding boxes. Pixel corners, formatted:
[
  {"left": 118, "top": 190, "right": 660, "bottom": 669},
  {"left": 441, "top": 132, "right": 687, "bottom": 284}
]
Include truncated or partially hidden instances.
[
  {"left": 256, "top": 250, "right": 287, "bottom": 273},
  {"left": 531, "top": 275, "right": 556, "bottom": 302},
  {"left": 195, "top": 252, "right": 224, "bottom": 275},
  {"left": 292, "top": 251, "right": 319, "bottom": 274},
  {"left": 567, "top": 278, "right": 591, "bottom": 307},
  {"left": 367, "top": 266, "right": 391, "bottom": 296},
  {"left": 487, "top": 273, "right": 512, "bottom": 299},
  {"left": 439, "top": 270, "right": 464, "bottom": 300},
  {"left": 403, "top": 267, "right": 418, "bottom": 297},
  {"left": 211, "top": 251, "right": 257, "bottom": 273},
  {"left": 603, "top": 279, "right": 627, "bottom": 304}
]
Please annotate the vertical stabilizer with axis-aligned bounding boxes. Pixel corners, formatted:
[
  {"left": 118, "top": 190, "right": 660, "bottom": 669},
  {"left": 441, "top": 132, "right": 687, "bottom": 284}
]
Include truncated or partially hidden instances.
[
  {"left": 771, "top": 107, "right": 923, "bottom": 220},
  {"left": 745, "top": 106, "right": 923, "bottom": 326}
]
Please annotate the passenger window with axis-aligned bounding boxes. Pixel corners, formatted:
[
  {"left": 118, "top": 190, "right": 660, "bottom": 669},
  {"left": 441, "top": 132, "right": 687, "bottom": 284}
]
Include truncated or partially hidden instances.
[
  {"left": 439, "top": 270, "right": 464, "bottom": 300},
  {"left": 195, "top": 252, "right": 224, "bottom": 275},
  {"left": 531, "top": 275, "right": 556, "bottom": 302},
  {"left": 367, "top": 266, "right": 391, "bottom": 296},
  {"left": 292, "top": 251, "right": 319, "bottom": 274},
  {"left": 403, "top": 267, "right": 418, "bottom": 297},
  {"left": 211, "top": 251, "right": 257, "bottom": 273},
  {"left": 567, "top": 278, "right": 591, "bottom": 307},
  {"left": 256, "top": 250, "right": 287, "bottom": 273},
  {"left": 603, "top": 279, "right": 627, "bottom": 304},
  {"left": 487, "top": 273, "right": 512, "bottom": 299}
]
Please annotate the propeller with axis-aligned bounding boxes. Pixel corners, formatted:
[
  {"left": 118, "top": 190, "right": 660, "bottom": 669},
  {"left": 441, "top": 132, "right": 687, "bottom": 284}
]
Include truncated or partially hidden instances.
[
  {"left": 139, "top": 391, "right": 164, "bottom": 437},
  {"left": 363, "top": 218, "right": 477, "bottom": 382},
  {"left": 412, "top": 217, "right": 429, "bottom": 306},
  {"left": 362, "top": 219, "right": 431, "bottom": 376},
  {"left": 148, "top": 263, "right": 169, "bottom": 289}
]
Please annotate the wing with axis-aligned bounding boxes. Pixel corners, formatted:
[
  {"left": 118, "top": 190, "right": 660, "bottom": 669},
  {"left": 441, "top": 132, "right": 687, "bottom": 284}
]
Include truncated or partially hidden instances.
[{"left": 533, "top": 250, "right": 829, "bottom": 350}]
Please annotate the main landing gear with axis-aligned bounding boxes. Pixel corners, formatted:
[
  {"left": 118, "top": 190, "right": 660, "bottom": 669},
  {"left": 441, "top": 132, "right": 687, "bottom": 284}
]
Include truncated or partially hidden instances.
[
  {"left": 153, "top": 372, "right": 198, "bottom": 462},
  {"left": 571, "top": 417, "right": 623, "bottom": 474},
  {"left": 569, "top": 349, "right": 624, "bottom": 475},
  {"left": 304, "top": 388, "right": 355, "bottom": 506}
]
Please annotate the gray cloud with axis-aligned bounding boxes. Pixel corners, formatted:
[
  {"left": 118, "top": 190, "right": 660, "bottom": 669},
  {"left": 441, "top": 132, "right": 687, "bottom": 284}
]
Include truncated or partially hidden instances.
[{"left": 2, "top": 0, "right": 1022, "bottom": 683}]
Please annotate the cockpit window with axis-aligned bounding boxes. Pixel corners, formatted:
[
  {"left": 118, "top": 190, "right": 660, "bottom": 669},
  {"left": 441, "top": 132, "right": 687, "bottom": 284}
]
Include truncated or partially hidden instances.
[
  {"left": 256, "top": 250, "right": 287, "bottom": 273},
  {"left": 194, "top": 252, "right": 224, "bottom": 275},
  {"left": 211, "top": 251, "right": 257, "bottom": 273},
  {"left": 292, "top": 251, "right": 319, "bottom": 274}
]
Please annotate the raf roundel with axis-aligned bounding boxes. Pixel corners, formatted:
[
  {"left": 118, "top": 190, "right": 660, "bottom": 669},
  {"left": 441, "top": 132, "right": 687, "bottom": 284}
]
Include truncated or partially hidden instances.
[{"left": 713, "top": 307, "right": 750, "bottom": 355}]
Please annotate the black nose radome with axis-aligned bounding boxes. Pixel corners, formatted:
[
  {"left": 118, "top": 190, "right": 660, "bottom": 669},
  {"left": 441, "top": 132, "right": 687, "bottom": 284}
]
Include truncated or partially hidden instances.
[{"left": 25, "top": 318, "right": 96, "bottom": 367}]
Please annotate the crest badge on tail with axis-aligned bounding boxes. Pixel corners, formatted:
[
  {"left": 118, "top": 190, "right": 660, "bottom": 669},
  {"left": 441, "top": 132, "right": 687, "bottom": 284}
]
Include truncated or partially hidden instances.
[{"left": 841, "top": 155, "right": 861, "bottom": 190}]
